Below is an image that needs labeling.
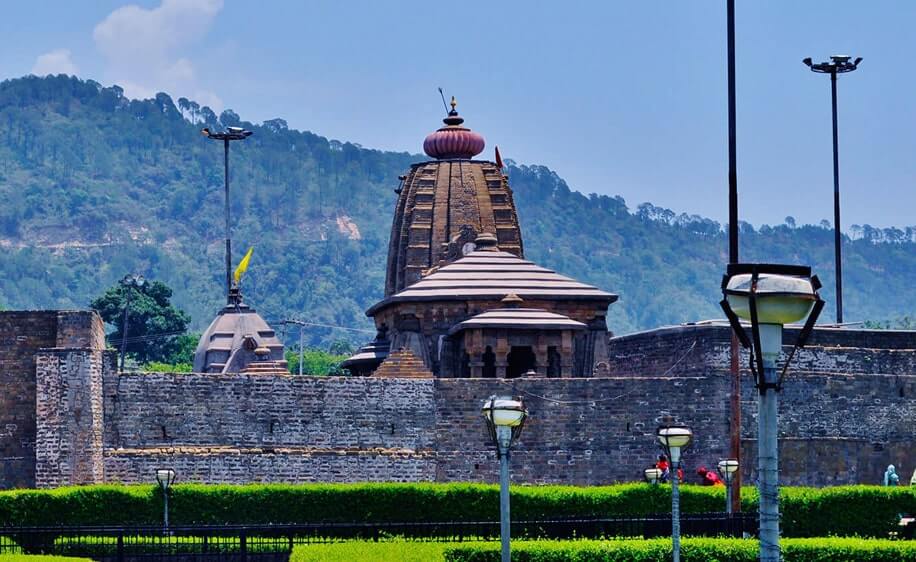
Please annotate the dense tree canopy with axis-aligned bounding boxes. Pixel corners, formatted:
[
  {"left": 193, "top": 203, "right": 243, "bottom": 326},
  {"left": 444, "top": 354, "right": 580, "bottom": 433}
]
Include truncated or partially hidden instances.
[
  {"left": 0, "top": 74, "right": 914, "bottom": 349},
  {"left": 90, "top": 279, "right": 191, "bottom": 364}
]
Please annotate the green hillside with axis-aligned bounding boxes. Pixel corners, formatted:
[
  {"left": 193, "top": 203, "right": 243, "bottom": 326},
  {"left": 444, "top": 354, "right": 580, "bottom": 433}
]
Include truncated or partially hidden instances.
[{"left": 0, "top": 75, "right": 913, "bottom": 347}]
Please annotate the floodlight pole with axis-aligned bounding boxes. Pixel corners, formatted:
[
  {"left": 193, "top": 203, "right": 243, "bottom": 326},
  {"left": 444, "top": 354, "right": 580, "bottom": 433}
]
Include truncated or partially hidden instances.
[
  {"left": 223, "top": 138, "right": 231, "bottom": 300},
  {"left": 804, "top": 55, "right": 861, "bottom": 324},
  {"left": 830, "top": 72, "right": 843, "bottom": 324},
  {"left": 202, "top": 127, "right": 253, "bottom": 303},
  {"left": 497, "top": 426, "right": 512, "bottom": 562}
]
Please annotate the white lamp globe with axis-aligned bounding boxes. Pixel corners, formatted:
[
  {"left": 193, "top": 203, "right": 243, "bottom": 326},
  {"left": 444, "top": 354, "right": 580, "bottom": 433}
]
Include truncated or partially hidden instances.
[
  {"left": 725, "top": 273, "right": 816, "bottom": 325},
  {"left": 482, "top": 396, "right": 527, "bottom": 427},
  {"left": 644, "top": 467, "right": 662, "bottom": 484},
  {"left": 718, "top": 459, "right": 739, "bottom": 477},
  {"left": 657, "top": 425, "right": 692, "bottom": 464},
  {"left": 657, "top": 426, "right": 692, "bottom": 449}
]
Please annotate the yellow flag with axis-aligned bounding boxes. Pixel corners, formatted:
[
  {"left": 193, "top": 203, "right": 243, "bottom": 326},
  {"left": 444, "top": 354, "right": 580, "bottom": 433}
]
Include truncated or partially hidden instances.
[{"left": 233, "top": 246, "right": 254, "bottom": 284}]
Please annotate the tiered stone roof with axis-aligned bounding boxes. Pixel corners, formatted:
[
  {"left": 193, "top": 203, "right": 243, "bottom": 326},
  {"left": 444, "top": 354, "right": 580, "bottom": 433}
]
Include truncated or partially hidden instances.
[
  {"left": 448, "top": 307, "right": 587, "bottom": 335},
  {"left": 371, "top": 241, "right": 617, "bottom": 315}
]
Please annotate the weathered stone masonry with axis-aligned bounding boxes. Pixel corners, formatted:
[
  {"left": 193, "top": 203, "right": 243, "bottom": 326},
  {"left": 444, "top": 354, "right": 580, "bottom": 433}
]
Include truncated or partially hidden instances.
[
  {"left": 0, "top": 311, "right": 104, "bottom": 488},
  {"left": 4, "top": 311, "right": 915, "bottom": 488}
]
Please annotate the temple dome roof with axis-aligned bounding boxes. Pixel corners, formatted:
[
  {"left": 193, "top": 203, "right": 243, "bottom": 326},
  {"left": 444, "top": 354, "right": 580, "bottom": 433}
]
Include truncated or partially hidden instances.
[
  {"left": 422, "top": 98, "right": 485, "bottom": 160},
  {"left": 192, "top": 289, "right": 287, "bottom": 374}
]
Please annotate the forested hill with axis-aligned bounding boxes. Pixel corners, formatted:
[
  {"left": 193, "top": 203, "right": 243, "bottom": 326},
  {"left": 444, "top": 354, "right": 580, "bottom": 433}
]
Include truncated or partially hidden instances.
[{"left": 0, "top": 75, "right": 914, "bottom": 345}]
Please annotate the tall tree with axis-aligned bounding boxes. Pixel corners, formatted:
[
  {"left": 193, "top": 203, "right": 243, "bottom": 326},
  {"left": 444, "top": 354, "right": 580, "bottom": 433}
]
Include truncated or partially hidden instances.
[{"left": 90, "top": 279, "right": 191, "bottom": 364}]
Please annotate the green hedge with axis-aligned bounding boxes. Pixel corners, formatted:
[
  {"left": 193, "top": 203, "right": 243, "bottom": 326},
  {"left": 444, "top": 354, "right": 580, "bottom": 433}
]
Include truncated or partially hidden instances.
[
  {"left": 443, "top": 538, "right": 916, "bottom": 562},
  {"left": 0, "top": 483, "right": 912, "bottom": 537}
]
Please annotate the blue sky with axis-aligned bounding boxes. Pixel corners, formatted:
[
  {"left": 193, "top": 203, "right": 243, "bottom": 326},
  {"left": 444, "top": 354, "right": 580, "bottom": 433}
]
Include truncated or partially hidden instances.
[{"left": 2, "top": 1, "right": 913, "bottom": 228}]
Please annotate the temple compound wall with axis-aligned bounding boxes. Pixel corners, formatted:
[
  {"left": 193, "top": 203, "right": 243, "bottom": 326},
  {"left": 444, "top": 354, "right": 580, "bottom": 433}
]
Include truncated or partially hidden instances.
[{"left": 3, "top": 311, "right": 914, "bottom": 488}]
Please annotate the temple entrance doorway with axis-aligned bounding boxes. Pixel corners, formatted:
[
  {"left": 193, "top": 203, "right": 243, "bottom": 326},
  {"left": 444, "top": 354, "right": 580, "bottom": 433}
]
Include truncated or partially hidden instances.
[{"left": 507, "top": 346, "right": 536, "bottom": 378}]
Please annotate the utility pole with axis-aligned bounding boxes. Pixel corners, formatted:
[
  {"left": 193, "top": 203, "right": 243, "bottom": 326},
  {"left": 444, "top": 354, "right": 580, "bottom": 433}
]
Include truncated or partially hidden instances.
[
  {"left": 118, "top": 274, "right": 145, "bottom": 372},
  {"left": 280, "top": 319, "right": 306, "bottom": 375},
  {"left": 726, "top": 0, "right": 742, "bottom": 514}
]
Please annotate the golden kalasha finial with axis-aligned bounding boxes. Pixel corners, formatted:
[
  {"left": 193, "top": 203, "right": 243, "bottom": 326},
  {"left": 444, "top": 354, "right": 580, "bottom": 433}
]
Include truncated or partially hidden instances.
[{"left": 450, "top": 96, "right": 457, "bottom": 111}]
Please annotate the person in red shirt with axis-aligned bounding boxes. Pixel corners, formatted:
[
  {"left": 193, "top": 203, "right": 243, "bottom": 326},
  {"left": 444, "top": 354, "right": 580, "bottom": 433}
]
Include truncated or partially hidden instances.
[
  {"left": 696, "top": 466, "right": 725, "bottom": 486},
  {"left": 656, "top": 454, "right": 670, "bottom": 482},
  {"left": 656, "top": 455, "right": 685, "bottom": 483}
]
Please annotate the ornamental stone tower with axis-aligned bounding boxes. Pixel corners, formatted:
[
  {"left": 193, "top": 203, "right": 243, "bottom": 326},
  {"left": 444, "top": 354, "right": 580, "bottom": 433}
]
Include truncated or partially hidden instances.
[
  {"left": 344, "top": 100, "right": 618, "bottom": 378},
  {"left": 384, "top": 98, "right": 524, "bottom": 295}
]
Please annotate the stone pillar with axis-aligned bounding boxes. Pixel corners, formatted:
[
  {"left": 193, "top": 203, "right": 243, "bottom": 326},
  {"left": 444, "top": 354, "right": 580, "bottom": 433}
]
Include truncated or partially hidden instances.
[
  {"left": 561, "top": 331, "right": 575, "bottom": 378},
  {"left": 495, "top": 352, "right": 508, "bottom": 379},
  {"left": 495, "top": 333, "right": 509, "bottom": 379},
  {"left": 535, "top": 347, "right": 549, "bottom": 376},
  {"left": 34, "top": 348, "right": 113, "bottom": 487},
  {"left": 469, "top": 357, "right": 484, "bottom": 378}
]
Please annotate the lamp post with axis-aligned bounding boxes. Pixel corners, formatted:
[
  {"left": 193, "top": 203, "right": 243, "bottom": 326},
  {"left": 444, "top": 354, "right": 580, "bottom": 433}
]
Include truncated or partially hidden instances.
[
  {"left": 202, "top": 126, "right": 253, "bottom": 303},
  {"left": 802, "top": 55, "right": 862, "bottom": 324},
  {"left": 721, "top": 264, "right": 824, "bottom": 562},
  {"left": 482, "top": 395, "right": 528, "bottom": 562},
  {"left": 717, "top": 459, "right": 740, "bottom": 515},
  {"left": 644, "top": 467, "right": 663, "bottom": 485},
  {"left": 656, "top": 421, "right": 692, "bottom": 562},
  {"left": 118, "top": 274, "right": 146, "bottom": 372},
  {"left": 155, "top": 468, "right": 177, "bottom": 529}
]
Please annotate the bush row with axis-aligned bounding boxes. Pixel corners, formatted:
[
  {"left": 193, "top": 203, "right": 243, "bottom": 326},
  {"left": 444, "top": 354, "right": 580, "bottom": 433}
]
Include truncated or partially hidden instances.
[
  {"left": 0, "top": 483, "right": 912, "bottom": 537},
  {"left": 443, "top": 538, "right": 916, "bottom": 562}
]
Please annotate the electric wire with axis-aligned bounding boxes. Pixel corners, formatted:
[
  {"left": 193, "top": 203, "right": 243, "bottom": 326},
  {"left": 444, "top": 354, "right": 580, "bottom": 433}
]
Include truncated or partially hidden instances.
[{"left": 513, "top": 340, "right": 699, "bottom": 405}]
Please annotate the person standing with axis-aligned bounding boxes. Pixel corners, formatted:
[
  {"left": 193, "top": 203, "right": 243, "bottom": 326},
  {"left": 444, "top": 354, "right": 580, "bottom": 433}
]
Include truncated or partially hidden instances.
[{"left": 884, "top": 465, "right": 900, "bottom": 486}]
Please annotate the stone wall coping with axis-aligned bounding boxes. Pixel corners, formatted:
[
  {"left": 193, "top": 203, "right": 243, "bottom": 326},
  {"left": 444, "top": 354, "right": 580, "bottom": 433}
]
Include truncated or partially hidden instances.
[
  {"left": 105, "top": 446, "right": 433, "bottom": 457},
  {"left": 610, "top": 322, "right": 916, "bottom": 342}
]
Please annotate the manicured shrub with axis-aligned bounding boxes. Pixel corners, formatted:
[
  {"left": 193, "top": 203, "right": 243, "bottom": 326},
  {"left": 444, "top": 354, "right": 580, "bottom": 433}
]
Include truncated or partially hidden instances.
[
  {"left": 443, "top": 538, "right": 916, "bottom": 562},
  {"left": 0, "top": 483, "right": 911, "bottom": 538}
]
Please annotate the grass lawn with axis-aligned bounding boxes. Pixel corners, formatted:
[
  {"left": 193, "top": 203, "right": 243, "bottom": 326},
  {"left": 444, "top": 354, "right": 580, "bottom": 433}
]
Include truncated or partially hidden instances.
[
  {"left": 0, "top": 554, "right": 92, "bottom": 562},
  {"left": 291, "top": 541, "right": 456, "bottom": 561}
]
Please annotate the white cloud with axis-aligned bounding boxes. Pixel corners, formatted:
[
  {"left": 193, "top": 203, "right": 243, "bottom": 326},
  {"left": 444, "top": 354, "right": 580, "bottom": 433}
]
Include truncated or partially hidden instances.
[
  {"left": 93, "top": 0, "right": 224, "bottom": 110},
  {"left": 31, "top": 49, "right": 79, "bottom": 76}
]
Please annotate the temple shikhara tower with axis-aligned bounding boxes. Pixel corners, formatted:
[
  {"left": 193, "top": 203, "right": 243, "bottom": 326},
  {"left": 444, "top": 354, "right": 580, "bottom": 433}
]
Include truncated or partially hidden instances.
[{"left": 345, "top": 99, "right": 618, "bottom": 377}]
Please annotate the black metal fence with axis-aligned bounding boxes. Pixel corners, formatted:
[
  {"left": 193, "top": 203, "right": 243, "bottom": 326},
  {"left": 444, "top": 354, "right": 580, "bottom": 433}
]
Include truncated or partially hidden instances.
[{"left": 0, "top": 513, "right": 757, "bottom": 561}]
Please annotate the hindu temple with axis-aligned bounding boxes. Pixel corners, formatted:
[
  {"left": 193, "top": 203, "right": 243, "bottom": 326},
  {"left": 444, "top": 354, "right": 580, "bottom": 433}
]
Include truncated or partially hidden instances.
[{"left": 344, "top": 99, "right": 618, "bottom": 377}]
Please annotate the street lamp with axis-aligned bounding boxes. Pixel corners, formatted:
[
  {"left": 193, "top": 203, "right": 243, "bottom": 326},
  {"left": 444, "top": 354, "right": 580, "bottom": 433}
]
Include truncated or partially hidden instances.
[
  {"left": 717, "top": 459, "right": 740, "bottom": 515},
  {"left": 803, "top": 55, "right": 862, "bottom": 324},
  {"left": 202, "top": 126, "right": 253, "bottom": 303},
  {"left": 155, "top": 468, "right": 177, "bottom": 529},
  {"left": 656, "top": 420, "right": 692, "bottom": 562},
  {"left": 644, "top": 467, "right": 662, "bottom": 485},
  {"left": 720, "top": 263, "right": 824, "bottom": 562},
  {"left": 482, "top": 395, "right": 528, "bottom": 562},
  {"left": 118, "top": 273, "right": 146, "bottom": 372}
]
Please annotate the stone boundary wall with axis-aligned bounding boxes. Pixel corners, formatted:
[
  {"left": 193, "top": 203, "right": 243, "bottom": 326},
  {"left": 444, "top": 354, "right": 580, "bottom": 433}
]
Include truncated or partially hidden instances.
[
  {"left": 606, "top": 324, "right": 916, "bottom": 377},
  {"left": 102, "top": 373, "right": 438, "bottom": 484},
  {"left": 96, "top": 369, "right": 915, "bottom": 487},
  {"left": 3, "top": 311, "right": 913, "bottom": 489}
]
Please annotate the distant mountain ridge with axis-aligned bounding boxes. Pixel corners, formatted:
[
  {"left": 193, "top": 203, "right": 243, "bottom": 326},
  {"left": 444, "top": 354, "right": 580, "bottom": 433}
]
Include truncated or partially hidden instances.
[{"left": 0, "top": 74, "right": 913, "bottom": 345}]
